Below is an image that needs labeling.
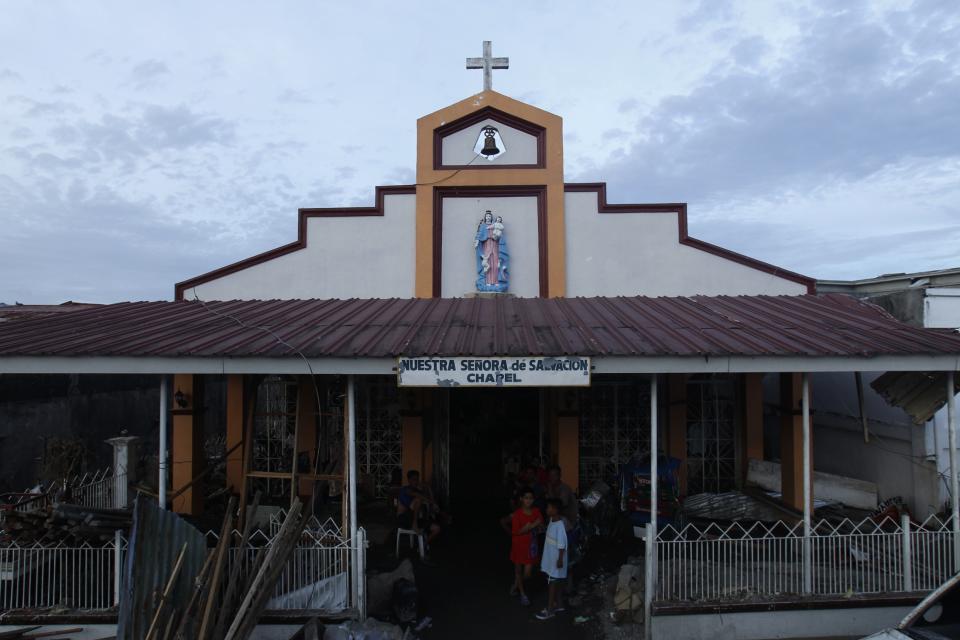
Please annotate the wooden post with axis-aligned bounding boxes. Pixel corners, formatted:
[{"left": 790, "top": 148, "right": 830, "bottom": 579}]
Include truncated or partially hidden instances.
[
  {"left": 780, "top": 372, "right": 812, "bottom": 512},
  {"left": 225, "top": 375, "right": 245, "bottom": 496},
  {"left": 667, "top": 374, "right": 687, "bottom": 496},
  {"left": 556, "top": 416, "right": 579, "bottom": 493},
  {"left": 742, "top": 373, "right": 765, "bottom": 483},
  {"left": 401, "top": 416, "right": 424, "bottom": 479},
  {"left": 172, "top": 374, "right": 204, "bottom": 515},
  {"left": 296, "top": 377, "right": 318, "bottom": 498}
]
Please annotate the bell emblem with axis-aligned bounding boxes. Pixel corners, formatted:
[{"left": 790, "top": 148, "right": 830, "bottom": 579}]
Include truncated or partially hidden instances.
[{"left": 480, "top": 126, "right": 500, "bottom": 156}]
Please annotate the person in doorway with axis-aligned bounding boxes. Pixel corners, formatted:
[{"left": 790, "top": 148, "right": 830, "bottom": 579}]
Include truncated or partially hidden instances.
[
  {"left": 536, "top": 498, "right": 568, "bottom": 620},
  {"left": 510, "top": 487, "right": 543, "bottom": 606},
  {"left": 544, "top": 465, "right": 578, "bottom": 530},
  {"left": 397, "top": 470, "right": 441, "bottom": 545}
]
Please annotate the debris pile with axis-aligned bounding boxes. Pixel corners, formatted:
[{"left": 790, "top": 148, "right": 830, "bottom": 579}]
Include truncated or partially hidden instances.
[
  {"left": 119, "top": 493, "right": 317, "bottom": 640},
  {"left": 2, "top": 503, "right": 132, "bottom": 543}
]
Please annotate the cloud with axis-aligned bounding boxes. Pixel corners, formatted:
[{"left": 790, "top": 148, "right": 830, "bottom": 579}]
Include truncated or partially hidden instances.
[
  {"left": 136, "top": 104, "right": 234, "bottom": 149},
  {"left": 0, "top": 68, "right": 22, "bottom": 82},
  {"left": 591, "top": 3, "right": 960, "bottom": 205},
  {"left": 278, "top": 89, "right": 313, "bottom": 104},
  {"left": 127, "top": 59, "right": 170, "bottom": 90}
]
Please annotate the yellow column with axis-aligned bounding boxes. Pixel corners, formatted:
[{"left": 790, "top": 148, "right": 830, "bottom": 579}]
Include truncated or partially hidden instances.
[
  {"left": 780, "top": 373, "right": 812, "bottom": 511},
  {"left": 667, "top": 374, "right": 688, "bottom": 496},
  {"left": 743, "top": 373, "right": 765, "bottom": 483},
  {"left": 171, "top": 374, "right": 204, "bottom": 515},
  {"left": 225, "top": 375, "right": 245, "bottom": 497},
  {"left": 296, "top": 378, "right": 318, "bottom": 498},
  {"left": 557, "top": 416, "right": 579, "bottom": 493},
  {"left": 401, "top": 416, "right": 424, "bottom": 479}
]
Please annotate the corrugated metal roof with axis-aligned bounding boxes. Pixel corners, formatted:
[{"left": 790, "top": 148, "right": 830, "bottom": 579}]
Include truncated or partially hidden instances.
[
  {"left": 871, "top": 371, "right": 960, "bottom": 424},
  {"left": 0, "top": 302, "right": 101, "bottom": 322},
  {"left": 0, "top": 294, "right": 958, "bottom": 359}
]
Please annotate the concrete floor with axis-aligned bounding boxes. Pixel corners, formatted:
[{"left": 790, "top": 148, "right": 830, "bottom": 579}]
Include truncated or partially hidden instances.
[{"left": 401, "top": 510, "right": 605, "bottom": 639}]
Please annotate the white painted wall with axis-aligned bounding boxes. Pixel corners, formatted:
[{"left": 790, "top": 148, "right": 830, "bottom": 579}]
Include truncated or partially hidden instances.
[
  {"left": 925, "top": 288, "right": 960, "bottom": 329},
  {"left": 441, "top": 118, "right": 538, "bottom": 166},
  {"left": 923, "top": 287, "right": 960, "bottom": 513},
  {"left": 440, "top": 196, "right": 540, "bottom": 298},
  {"left": 183, "top": 193, "right": 416, "bottom": 300},
  {"left": 563, "top": 191, "right": 808, "bottom": 297}
]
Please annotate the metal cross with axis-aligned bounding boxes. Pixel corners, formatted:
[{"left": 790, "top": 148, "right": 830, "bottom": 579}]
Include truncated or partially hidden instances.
[{"left": 466, "top": 41, "right": 509, "bottom": 92}]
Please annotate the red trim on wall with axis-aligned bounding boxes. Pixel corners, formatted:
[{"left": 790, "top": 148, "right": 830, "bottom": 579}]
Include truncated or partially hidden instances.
[
  {"left": 433, "top": 106, "right": 546, "bottom": 170},
  {"left": 563, "top": 182, "right": 816, "bottom": 294},
  {"left": 173, "top": 185, "right": 417, "bottom": 300},
  {"left": 432, "top": 186, "right": 548, "bottom": 298}
]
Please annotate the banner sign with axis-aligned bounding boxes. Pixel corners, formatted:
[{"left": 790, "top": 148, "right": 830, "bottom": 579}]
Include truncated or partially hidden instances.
[{"left": 397, "top": 356, "right": 591, "bottom": 387}]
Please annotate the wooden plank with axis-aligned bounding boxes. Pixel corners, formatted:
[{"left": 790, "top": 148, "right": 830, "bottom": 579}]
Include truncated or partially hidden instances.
[
  {"left": 211, "top": 491, "right": 261, "bottom": 640},
  {"left": 224, "top": 500, "right": 306, "bottom": 640},
  {"left": 196, "top": 496, "right": 237, "bottom": 640},
  {"left": 22, "top": 628, "right": 84, "bottom": 639},
  {"left": 0, "top": 627, "right": 41, "bottom": 639},
  {"left": 144, "top": 543, "right": 188, "bottom": 640}
]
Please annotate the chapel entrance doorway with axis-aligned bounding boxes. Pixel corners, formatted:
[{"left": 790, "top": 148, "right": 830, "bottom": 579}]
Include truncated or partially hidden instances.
[{"left": 446, "top": 387, "right": 541, "bottom": 520}]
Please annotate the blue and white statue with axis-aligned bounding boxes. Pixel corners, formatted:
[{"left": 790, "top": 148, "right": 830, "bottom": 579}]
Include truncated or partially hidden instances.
[{"left": 474, "top": 210, "right": 509, "bottom": 293}]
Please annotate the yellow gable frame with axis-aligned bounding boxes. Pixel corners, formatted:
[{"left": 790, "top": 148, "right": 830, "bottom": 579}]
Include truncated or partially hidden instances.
[{"left": 414, "top": 90, "right": 566, "bottom": 298}]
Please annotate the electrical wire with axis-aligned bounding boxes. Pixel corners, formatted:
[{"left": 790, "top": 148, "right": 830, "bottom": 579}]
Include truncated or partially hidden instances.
[
  {"left": 412, "top": 150, "right": 486, "bottom": 187},
  {"left": 189, "top": 293, "right": 330, "bottom": 502}
]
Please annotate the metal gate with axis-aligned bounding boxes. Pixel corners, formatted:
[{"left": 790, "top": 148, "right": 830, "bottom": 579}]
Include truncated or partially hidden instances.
[
  {"left": 685, "top": 375, "right": 737, "bottom": 494},
  {"left": 578, "top": 377, "right": 651, "bottom": 490}
]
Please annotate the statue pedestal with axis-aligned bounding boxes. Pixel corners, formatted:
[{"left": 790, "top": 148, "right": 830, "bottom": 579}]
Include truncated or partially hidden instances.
[{"left": 463, "top": 292, "right": 515, "bottom": 299}]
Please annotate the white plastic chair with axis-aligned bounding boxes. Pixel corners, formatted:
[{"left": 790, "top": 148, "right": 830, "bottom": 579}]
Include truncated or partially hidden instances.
[{"left": 395, "top": 527, "right": 425, "bottom": 559}]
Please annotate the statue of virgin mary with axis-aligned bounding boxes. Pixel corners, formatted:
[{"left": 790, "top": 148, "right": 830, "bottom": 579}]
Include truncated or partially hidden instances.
[{"left": 474, "top": 210, "right": 509, "bottom": 293}]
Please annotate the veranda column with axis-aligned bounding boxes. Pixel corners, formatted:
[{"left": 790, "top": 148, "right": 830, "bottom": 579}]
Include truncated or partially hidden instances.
[
  {"left": 780, "top": 373, "right": 812, "bottom": 511},
  {"left": 742, "top": 373, "right": 765, "bottom": 483},
  {"left": 347, "top": 375, "right": 358, "bottom": 542},
  {"left": 644, "top": 374, "right": 659, "bottom": 639},
  {"left": 171, "top": 373, "right": 204, "bottom": 515},
  {"left": 667, "top": 375, "right": 687, "bottom": 495},
  {"left": 158, "top": 376, "right": 169, "bottom": 509},
  {"left": 947, "top": 371, "right": 959, "bottom": 572},
  {"left": 801, "top": 373, "right": 812, "bottom": 594},
  {"left": 225, "top": 375, "right": 245, "bottom": 496},
  {"left": 295, "top": 377, "right": 318, "bottom": 499},
  {"left": 346, "top": 375, "right": 360, "bottom": 611}
]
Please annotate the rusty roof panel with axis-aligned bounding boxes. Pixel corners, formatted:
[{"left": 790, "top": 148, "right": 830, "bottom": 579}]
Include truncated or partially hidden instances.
[{"left": 1, "top": 294, "right": 960, "bottom": 359}]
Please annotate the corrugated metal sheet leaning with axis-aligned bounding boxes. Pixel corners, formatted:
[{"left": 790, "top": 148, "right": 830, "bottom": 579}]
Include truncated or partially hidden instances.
[{"left": 117, "top": 496, "right": 207, "bottom": 640}]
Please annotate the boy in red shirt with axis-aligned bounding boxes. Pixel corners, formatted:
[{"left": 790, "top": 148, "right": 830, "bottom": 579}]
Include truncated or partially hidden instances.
[{"left": 510, "top": 487, "right": 543, "bottom": 606}]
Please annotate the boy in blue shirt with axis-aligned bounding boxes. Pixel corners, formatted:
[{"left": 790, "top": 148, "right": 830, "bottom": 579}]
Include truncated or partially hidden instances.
[{"left": 536, "top": 498, "right": 568, "bottom": 620}]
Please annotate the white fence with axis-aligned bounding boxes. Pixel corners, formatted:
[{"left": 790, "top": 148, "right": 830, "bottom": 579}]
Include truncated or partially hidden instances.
[
  {"left": 70, "top": 468, "right": 128, "bottom": 510},
  {"left": 655, "top": 514, "right": 957, "bottom": 603},
  {"left": 0, "top": 533, "right": 126, "bottom": 610},
  {"left": 0, "top": 518, "right": 367, "bottom": 616}
]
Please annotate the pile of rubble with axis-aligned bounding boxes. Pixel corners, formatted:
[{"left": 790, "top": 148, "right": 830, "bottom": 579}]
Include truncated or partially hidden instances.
[{"left": 2, "top": 503, "right": 132, "bottom": 543}]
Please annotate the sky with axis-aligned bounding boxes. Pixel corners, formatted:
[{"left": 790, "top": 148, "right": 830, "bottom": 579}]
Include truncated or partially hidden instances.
[{"left": 1, "top": 0, "right": 958, "bottom": 303}]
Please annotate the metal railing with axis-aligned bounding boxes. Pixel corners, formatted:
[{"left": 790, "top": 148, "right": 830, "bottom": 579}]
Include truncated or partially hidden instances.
[
  {"left": 0, "top": 532, "right": 126, "bottom": 611},
  {"left": 263, "top": 512, "right": 367, "bottom": 614},
  {"left": 655, "top": 514, "right": 957, "bottom": 603},
  {"left": 0, "top": 492, "right": 51, "bottom": 529},
  {"left": 70, "top": 468, "right": 128, "bottom": 510},
  {"left": 1, "top": 513, "right": 367, "bottom": 616}
]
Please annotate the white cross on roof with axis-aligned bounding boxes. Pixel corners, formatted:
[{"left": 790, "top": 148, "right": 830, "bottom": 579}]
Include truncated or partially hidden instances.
[{"left": 466, "top": 41, "right": 509, "bottom": 92}]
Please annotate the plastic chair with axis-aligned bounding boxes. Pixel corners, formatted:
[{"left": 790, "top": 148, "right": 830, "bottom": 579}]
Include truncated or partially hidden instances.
[{"left": 395, "top": 527, "right": 425, "bottom": 559}]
